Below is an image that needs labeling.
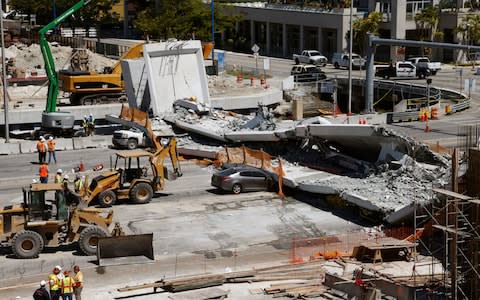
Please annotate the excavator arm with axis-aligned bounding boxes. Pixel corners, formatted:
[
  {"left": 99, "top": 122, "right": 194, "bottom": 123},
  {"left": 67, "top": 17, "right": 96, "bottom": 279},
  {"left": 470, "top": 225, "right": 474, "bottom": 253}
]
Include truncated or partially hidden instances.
[
  {"left": 39, "top": 0, "right": 91, "bottom": 112},
  {"left": 150, "top": 137, "right": 183, "bottom": 191}
]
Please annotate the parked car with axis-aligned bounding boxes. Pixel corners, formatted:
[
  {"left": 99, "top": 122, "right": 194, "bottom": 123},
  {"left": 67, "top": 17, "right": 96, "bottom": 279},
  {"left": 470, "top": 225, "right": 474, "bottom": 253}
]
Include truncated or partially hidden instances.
[
  {"left": 290, "top": 64, "right": 327, "bottom": 82},
  {"left": 375, "top": 61, "right": 430, "bottom": 79},
  {"left": 112, "top": 127, "right": 148, "bottom": 150},
  {"left": 293, "top": 50, "right": 328, "bottom": 66},
  {"left": 406, "top": 57, "right": 441, "bottom": 75},
  {"left": 211, "top": 166, "right": 275, "bottom": 194},
  {"left": 332, "top": 52, "right": 366, "bottom": 70}
]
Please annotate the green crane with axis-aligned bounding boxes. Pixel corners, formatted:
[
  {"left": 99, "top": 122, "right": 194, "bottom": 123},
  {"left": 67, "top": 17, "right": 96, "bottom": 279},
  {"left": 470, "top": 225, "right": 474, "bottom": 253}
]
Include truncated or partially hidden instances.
[{"left": 39, "top": 0, "right": 91, "bottom": 136}]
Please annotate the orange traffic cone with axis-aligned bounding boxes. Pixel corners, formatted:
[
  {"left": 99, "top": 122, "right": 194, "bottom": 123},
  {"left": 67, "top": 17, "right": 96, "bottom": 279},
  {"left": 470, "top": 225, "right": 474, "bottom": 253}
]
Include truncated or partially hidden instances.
[{"left": 79, "top": 161, "right": 85, "bottom": 172}]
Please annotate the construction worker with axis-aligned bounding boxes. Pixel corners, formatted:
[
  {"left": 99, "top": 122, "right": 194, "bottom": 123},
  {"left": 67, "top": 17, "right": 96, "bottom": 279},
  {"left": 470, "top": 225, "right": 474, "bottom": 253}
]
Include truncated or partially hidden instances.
[
  {"left": 63, "top": 175, "right": 80, "bottom": 205},
  {"left": 37, "top": 136, "right": 47, "bottom": 164},
  {"left": 73, "top": 265, "right": 83, "bottom": 300},
  {"left": 54, "top": 169, "right": 63, "bottom": 184},
  {"left": 47, "top": 136, "right": 57, "bottom": 164},
  {"left": 82, "top": 115, "right": 89, "bottom": 136},
  {"left": 39, "top": 162, "right": 49, "bottom": 183},
  {"left": 88, "top": 114, "right": 95, "bottom": 135},
  {"left": 74, "top": 174, "right": 84, "bottom": 193},
  {"left": 49, "top": 266, "right": 63, "bottom": 300},
  {"left": 60, "top": 270, "right": 75, "bottom": 300},
  {"left": 33, "top": 280, "right": 51, "bottom": 300}
]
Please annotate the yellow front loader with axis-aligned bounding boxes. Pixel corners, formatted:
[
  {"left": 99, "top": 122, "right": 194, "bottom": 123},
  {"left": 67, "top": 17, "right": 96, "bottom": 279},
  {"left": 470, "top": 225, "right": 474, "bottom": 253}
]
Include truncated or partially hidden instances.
[{"left": 0, "top": 183, "right": 153, "bottom": 261}]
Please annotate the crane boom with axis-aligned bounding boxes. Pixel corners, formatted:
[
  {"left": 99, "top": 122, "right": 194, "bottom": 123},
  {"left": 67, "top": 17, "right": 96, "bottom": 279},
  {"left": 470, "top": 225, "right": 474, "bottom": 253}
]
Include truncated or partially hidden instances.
[{"left": 39, "top": 0, "right": 91, "bottom": 113}]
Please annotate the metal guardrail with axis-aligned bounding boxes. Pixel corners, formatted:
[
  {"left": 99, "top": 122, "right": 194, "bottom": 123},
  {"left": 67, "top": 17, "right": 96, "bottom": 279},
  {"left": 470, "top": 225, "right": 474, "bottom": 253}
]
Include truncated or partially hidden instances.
[
  {"left": 388, "top": 99, "right": 471, "bottom": 123},
  {"left": 450, "top": 99, "right": 471, "bottom": 114}
]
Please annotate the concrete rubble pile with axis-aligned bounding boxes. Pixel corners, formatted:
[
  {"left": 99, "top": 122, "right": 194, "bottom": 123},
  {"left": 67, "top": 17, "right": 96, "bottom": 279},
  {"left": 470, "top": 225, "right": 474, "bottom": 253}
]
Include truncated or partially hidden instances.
[
  {"left": 166, "top": 103, "right": 451, "bottom": 224},
  {"left": 2, "top": 43, "right": 116, "bottom": 72}
]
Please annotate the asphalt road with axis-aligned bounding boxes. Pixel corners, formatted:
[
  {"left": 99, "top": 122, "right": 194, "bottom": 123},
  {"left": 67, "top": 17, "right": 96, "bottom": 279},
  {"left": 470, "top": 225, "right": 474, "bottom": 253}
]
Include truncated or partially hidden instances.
[{"left": 0, "top": 147, "right": 363, "bottom": 299}]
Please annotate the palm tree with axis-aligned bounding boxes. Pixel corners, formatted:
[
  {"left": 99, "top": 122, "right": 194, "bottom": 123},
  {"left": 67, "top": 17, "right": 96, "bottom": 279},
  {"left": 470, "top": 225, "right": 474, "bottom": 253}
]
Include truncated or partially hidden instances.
[
  {"left": 351, "top": 11, "right": 381, "bottom": 56},
  {"left": 415, "top": 6, "right": 440, "bottom": 42},
  {"left": 456, "top": 14, "right": 480, "bottom": 61}
]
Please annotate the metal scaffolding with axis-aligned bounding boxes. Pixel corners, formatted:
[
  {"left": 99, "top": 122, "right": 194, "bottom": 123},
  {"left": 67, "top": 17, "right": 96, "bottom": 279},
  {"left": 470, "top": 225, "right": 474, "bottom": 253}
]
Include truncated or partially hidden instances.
[{"left": 415, "top": 187, "right": 480, "bottom": 299}]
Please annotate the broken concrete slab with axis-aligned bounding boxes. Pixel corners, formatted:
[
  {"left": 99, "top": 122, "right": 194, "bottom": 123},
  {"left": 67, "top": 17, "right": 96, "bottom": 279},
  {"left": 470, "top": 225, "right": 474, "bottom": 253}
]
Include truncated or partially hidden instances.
[
  {"left": 170, "top": 118, "right": 228, "bottom": 142},
  {"left": 210, "top": 89, "right": 282, "bottom": 110},
  {"left": 296, "top": 124, "right": 411, "bottom": 163},
  {"left": 224, "top": 131, "right": 281, "bottom": 142},
  {"left": 121, "top": 58, "right": 151, "bottom": 111},
  {"left": 143, "top": 41, "right": 210, "bottom": 115}
]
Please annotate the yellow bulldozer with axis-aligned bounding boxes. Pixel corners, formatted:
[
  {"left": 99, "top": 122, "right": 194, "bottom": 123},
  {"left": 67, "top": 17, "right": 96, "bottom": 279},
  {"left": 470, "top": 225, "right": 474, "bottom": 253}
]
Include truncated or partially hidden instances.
[
  {"left": 0, "top": 183, "right": 154, "bottom": 261},
  {"left": 82, "top": 137, "right": 182, "bottom": 207}
]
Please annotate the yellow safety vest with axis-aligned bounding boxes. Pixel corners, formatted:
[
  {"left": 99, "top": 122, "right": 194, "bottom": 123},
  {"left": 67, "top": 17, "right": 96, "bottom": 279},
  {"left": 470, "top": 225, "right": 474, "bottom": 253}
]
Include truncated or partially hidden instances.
[
  {"left": 54, "top": 174, "right": 63, "bottom": 184},
  {"left": 49, "top": 274, "right": 59, "bottom": 291},
  {"left": 74, "top": 179, "right": 84, "bottom": 192},
  {"left": 62, "top": 276, "right": 74, "bottom": 294}
]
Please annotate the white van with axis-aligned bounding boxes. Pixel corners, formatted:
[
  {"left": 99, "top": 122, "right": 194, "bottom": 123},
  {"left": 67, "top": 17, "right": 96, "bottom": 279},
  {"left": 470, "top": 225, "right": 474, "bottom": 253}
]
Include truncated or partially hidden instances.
[{"left": 332, "top": 52, "right": 366, "bottom": 70}]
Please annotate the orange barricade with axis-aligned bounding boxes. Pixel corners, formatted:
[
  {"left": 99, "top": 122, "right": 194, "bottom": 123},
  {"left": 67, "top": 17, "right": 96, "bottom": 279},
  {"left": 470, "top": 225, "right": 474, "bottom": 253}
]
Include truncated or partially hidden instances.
[{"left": 431, "top": 106, "right": 438, "bottom": 119}]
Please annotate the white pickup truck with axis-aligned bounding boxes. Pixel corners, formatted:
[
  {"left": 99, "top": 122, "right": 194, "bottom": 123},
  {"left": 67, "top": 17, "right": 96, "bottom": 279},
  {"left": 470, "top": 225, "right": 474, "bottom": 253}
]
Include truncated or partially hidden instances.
[
  {"left": 112, "top": 127, "right": 148, "bottom": 150},
  {"left": 293, "top": 50, "right": 328, "bottom": 66},
  {"left": 332, "top": 52, "right": 366, "bottom": 70},
  {"left": 407, "top": 57, "right": 441, "bottom": 75}
]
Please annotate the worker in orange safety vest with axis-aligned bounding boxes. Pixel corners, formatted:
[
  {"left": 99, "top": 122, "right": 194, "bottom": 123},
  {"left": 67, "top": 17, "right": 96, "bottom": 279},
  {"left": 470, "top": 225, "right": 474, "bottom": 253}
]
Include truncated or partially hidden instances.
[
  {"left": 61, "top": 270, "right": 75, "bottom": 300},
  {"left": 37, "top": 136, "right": 47, "bottom": 164},
  {"left": 47, "top": 136, "right": 57, "bottom": 164},
  {"left": 39, "top": 162, "right": 49, "bottom": 183}
]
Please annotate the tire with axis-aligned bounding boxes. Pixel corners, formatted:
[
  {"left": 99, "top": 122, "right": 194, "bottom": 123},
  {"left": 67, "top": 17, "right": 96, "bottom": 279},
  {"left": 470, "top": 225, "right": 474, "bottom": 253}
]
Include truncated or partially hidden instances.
[
  {"left": 334, "top": 62, "right": 340, "bottom": 69},
  {"left": 232, "top": 183, "right": 242, "bottom": 194},
  {"left": 12, "top": 230, "right": 44, "bottom": 259},
  {"left": 295, "top": 58, "right": 300, "bottom": 64},
  {"left": 129, "top": 182, "right": 153, "bottom": 204},
  {"left": 78, "top": 226, "right": 108, "bottom": 256},
  {"left": 98, "top": 189, "right": 117, "bottom": 207},
  {"left": 431, "top": 70, "right": 437, "bottom": 75},
  {"left": 127, "top": 138, "right": 138, "bottom": 150}
]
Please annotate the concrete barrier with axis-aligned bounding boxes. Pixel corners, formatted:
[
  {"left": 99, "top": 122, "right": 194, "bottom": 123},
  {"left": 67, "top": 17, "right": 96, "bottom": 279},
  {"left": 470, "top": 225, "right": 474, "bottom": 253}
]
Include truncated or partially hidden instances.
[
  {"left": 19, "top": 140, "right": 37, "bottom": 154},
  {"left": 55, "top": 138, "right": 74, "bottom": 151},
  {"left": 0, "top": 142, "right": 20, "bottom": 155},
  {"left": 73, "top": 136, "right": 111, "bottom": 150}
]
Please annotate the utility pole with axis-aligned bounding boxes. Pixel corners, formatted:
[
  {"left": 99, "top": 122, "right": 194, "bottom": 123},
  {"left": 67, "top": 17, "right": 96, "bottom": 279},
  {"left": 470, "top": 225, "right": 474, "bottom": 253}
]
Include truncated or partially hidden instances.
[
  {"left": 123, "top": 0, "right": 128, "bottom": 38},
  {"left": 0, "top": 0, "right": 9, "bottom": 142},
  {"left": 347, "top": 0, "right": 353, "bottom": 122},
  {"left": 211, "top": 0, "right": 215, "bottom": 63}
]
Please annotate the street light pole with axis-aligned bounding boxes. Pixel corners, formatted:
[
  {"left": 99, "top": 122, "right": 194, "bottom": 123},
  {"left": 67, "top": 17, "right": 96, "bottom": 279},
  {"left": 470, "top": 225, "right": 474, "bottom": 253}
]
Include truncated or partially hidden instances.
[
  {"left": 211, "top": 0, "right": 215, "bottom": 63},
  {"left": 347, "top": 0, "right": 353, "bottom": 122},
  {"left": 0, "top": 0, "right": 9, "bottom": 142}
]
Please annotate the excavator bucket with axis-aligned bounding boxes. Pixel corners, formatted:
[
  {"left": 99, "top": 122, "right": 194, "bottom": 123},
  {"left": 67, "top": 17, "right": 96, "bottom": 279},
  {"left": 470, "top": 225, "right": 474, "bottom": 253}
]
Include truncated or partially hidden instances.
[{"left": 96, "top": 233, "right": 154, "bottom": 266}]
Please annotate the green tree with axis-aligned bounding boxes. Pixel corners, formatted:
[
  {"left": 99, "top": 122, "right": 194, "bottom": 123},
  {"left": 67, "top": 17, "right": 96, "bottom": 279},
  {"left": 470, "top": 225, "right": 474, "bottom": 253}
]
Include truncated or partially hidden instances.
[
  {"left": 415, "top": 6, "right": 441, "bottom": 42},
  {"left": 456, "top": 14, "right": 480, "bottom": 45},
  {"left": 351, "top": 11, "right": 381, "bottom": 56},
  {"left": 456, "top": 14, "right": 480, "bottom": 60},
  {"left": 132, "top": 0, "right": 239, "bottom": 42},
  {"left": 8, "top": 0, "right": 119, "bottom": 27}
]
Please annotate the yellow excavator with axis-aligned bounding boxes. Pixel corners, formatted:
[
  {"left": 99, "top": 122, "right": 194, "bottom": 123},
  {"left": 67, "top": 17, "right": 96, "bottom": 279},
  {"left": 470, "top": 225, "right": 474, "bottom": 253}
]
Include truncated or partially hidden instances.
[
  {"left": 59, "top": 42, "right": 144, "bottom": 105},
  {"left": 81, "top": 105, "right": 182, "bottom": 207}
]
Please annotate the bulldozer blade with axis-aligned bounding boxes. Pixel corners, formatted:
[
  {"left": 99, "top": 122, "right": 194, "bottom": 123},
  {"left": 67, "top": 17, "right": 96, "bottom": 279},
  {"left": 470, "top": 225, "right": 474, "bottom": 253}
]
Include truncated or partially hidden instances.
[{"left": 97, "top": 233, "right": 154, "bottom": 266}]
